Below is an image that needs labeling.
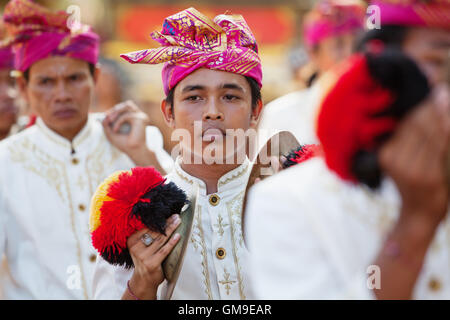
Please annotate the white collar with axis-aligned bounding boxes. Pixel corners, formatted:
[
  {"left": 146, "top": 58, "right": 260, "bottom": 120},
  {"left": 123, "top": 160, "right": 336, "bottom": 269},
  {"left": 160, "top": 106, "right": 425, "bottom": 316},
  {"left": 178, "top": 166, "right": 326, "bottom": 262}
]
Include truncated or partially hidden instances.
[
  {"left": 172, "top": 156, "right": 251, "bottom": 195},
  {"left": 35, "top": 116, "right": 93, "bottom": 153}
]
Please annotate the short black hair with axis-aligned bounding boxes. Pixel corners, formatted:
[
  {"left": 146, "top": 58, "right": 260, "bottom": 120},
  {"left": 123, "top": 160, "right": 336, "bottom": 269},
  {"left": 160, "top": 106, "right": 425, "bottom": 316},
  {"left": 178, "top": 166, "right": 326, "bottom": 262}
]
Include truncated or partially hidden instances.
[
  {"left": 22, "top": 62, "right": 96, "bottom": 82},
  {"left": 355, "top": 25, "right": 408, "bottom": 52},
  {"left": 165, "top": 75, "right": 262, "bottom": 112}
]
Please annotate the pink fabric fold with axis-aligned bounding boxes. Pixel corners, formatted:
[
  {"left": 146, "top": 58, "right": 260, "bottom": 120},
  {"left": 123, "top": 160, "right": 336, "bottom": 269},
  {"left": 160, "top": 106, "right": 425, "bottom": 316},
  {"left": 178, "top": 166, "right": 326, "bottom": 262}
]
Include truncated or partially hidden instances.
[{"left": 371, "top": 0, "right": 450, "bottom": 29}]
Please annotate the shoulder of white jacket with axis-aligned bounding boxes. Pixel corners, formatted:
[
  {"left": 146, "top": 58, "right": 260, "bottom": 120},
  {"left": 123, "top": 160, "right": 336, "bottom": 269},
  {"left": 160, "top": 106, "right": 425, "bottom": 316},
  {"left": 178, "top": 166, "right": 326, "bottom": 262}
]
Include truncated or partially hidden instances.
[
  {"left": 0, "top": 125, "right": 39, "bottom": 158},
  {"left": 251, "top": 156, "right": 342, "bottom": 199},
  {"left": 264, "top": 90, "right": 308, "bottom": 113}
]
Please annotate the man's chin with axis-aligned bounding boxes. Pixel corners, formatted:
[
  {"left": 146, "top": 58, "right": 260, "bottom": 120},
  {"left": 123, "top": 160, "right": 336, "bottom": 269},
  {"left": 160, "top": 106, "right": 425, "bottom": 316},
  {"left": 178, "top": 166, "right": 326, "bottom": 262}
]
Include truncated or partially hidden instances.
[{"left": 181, "top": 145, "right": 248, "bottom": 165}]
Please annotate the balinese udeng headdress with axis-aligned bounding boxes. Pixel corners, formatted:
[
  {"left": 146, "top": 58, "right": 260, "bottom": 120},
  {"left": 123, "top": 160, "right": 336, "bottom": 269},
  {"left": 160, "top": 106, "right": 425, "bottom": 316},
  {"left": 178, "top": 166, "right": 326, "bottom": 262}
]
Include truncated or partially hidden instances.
[
  {"left": 317, "top": 49, "right": 431, "bottom": 188},
  {"left": 3, "top": 0, "right": 99, "bottom": 72},
  {"left": 303, "top": 0, "right": 366, "bottom": 49},
  {"left": 371, "top": 0, "right": 450, "bottom": 29},
  {"left": 89, "top": 167, "right": 188, "bottom": 268},
  {"left": 282, "top": 144, "right": 322, "bottom": 169},
  {"left": 120, "top": 7, "right": 263, "bottom": 96}
]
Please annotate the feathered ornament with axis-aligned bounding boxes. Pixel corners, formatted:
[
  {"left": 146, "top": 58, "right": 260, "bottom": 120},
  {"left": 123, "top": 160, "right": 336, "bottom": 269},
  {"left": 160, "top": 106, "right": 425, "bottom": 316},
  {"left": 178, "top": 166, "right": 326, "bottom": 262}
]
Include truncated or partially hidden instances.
[
  {"left": 89, "top": 167, "right": 188, "bottom": 269},
  {"left": 282, "top": 144, "right": 321, "bottom": 169},
  {"left": 317, "top": 49, "right": 430, "bottom": 188}
]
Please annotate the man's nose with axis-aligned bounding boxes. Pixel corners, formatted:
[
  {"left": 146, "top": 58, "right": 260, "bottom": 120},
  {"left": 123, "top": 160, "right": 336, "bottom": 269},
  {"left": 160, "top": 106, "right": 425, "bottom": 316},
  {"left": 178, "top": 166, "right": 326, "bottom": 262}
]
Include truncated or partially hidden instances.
[
  {"left": 203, "top": 99, "right": 224, "bottom": 121},
  {"left": 54, "top": 80, "right": 72, "bottom": 103}
]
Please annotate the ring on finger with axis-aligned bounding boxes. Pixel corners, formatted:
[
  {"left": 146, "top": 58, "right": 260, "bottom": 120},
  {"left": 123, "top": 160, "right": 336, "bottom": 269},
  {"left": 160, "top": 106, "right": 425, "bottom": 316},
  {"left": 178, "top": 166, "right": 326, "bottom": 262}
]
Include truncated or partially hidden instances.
[{"left": 141, "top": 233, "right": 154, "bottom": 247}]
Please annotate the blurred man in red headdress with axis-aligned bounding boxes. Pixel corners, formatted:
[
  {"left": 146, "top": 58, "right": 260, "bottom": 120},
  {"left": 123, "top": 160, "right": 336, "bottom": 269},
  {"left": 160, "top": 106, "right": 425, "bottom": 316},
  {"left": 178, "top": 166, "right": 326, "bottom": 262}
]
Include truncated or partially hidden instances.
[{"left": 246, "top": 0, "right": 450, "bottom": 299}]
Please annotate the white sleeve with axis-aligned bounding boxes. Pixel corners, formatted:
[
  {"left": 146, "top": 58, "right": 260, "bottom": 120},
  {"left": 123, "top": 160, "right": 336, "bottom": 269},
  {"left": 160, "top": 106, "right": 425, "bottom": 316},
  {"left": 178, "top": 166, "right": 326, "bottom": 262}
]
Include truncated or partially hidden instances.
[
  {"left": 92, "top": 255, "right": 133, "bottom": 300},
  {"left": 245, "top": 179, "right": 375, "bottom": 300}
]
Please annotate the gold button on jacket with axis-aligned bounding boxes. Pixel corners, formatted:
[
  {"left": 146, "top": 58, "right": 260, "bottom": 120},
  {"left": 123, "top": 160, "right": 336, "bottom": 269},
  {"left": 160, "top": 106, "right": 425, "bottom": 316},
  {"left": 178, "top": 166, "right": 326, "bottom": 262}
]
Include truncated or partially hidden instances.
[
  {"left": 209, "top": 194, "right": 220, "bottom": 206},
  {"left": 428, "top": 278, "right": 442, "bottom": 291},
  {"left": 216, "top": 248, "right": 226, "bottom": 260}
]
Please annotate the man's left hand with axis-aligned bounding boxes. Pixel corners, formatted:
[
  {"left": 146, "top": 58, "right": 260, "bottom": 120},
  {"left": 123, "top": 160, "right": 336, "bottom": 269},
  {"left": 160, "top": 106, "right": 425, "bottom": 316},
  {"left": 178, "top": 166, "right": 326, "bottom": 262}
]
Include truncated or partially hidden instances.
[{"left": 102, "top": 100, "right": 164, "bottom": 172}]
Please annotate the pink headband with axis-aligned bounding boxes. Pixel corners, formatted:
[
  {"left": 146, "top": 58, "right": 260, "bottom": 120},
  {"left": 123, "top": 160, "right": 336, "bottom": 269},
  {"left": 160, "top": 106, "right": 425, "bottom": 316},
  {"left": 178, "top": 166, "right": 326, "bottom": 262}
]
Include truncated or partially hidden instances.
[
  {"left": 371, "top": 0, "right": 450, "bottom": 29},
  {"left": 120, "top": 7, "right": 262, "bottom": 96}
]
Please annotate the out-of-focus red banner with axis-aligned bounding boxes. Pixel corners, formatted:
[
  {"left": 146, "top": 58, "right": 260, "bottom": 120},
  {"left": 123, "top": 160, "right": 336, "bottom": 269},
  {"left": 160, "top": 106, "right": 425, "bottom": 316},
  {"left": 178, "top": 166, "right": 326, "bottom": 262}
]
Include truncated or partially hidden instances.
[{"left": 117, "top": 5, "right": 295, "bottom": 46}]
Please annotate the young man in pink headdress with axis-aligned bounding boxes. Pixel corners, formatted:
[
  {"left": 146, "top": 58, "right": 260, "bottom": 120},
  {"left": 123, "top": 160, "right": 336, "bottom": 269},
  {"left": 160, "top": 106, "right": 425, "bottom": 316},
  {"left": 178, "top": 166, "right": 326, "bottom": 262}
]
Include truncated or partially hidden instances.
[
  {"left": 92, "top": 7, "right": 264, "bottom": 300},
  {"left": 257, "top": 0, "right": 366, "bottom": 146},
  {"left": 246, "top": 0, "right": 450, "bottom": 299},
  {"left": 0, "top": 0, "right": 169, "bottom": 299}
]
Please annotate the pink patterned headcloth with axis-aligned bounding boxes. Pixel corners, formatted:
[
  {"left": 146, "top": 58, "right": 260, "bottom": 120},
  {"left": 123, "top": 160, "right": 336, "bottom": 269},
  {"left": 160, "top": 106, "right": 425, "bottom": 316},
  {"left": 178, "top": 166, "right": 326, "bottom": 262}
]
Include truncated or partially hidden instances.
[
  {"left": 120, "top": 7, "right": 262, "bottom": 96},
  {"left": 3, "top": 0, "right": 99, "bottom": 72},
  {"left": 371, "top": 0, "right": 450, "bottom": 29},
  {"left": 303, "top": 0, "right": 366, "bottom": 48}
]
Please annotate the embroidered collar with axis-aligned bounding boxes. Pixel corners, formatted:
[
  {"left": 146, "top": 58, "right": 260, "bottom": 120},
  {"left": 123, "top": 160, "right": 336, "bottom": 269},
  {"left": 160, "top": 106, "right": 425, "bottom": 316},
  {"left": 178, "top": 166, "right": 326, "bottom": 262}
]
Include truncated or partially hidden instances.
[
  {"left": 35, "top": 116, "right": 92, "bottom": 153},
  {"left": 173, "top": 156, "right": 250, "bottom": 195}
]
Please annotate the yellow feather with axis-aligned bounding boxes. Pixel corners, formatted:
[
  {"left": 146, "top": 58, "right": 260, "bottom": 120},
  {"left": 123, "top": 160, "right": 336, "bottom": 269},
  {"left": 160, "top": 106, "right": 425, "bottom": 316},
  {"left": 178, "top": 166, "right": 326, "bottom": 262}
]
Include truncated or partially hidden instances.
[{"left": 89, "top": 170, "right": 131, "bottom": 233}]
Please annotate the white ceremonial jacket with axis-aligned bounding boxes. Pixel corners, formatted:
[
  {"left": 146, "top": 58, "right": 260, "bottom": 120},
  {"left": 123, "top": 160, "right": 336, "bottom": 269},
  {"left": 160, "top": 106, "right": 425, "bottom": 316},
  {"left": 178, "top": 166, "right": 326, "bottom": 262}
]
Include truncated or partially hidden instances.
[
  {"left": 246, "top": 157, "right": 450, "bottom": 299},
  {"left": 0, "top": 116, "right": 171, "bottom": 299},
  {"left": 92, "top": 157, "right": 252, "bottom": 300}
]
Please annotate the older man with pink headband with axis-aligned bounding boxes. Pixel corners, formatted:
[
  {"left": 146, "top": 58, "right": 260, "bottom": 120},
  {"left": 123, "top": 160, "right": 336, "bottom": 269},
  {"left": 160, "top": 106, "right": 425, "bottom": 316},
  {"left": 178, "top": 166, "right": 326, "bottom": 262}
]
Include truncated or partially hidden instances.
[
  {"left": 92, "top": 7, "right": 264, "bottom": 300},
  {"left": 0, "top": 0, "right": 168, "bottom": 299}
]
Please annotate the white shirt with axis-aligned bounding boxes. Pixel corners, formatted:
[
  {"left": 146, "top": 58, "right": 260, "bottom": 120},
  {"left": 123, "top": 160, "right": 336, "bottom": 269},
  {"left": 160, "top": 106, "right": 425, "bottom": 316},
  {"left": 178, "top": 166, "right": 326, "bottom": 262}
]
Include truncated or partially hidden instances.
[
  {"left": 257, "top": 83, "right": 322, "bottom": 148},
  {"left": 0, "top": 115, "right": 170, "bottom": 299},
  {"left": 92, "top": 157, "right": 252, "bottom": 300},
  {"left": 246, "top": 157, "right": 450, "bottom": 299}
]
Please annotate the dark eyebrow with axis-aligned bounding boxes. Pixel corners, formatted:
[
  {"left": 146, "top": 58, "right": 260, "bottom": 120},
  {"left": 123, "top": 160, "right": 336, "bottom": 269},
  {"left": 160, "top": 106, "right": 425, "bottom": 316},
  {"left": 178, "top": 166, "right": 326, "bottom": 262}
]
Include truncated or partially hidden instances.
[
  {"left": 66, "top": 72, "right": 86, "bottom": 78},
  {"left": 220, "top": 83, "right": 245, "bottom": 92},
  {"left": 181, "top": 85, "right": 205, "bottom": 93},
  {"left": 35, "top": 74, "right": 54, "bottom": 80}
]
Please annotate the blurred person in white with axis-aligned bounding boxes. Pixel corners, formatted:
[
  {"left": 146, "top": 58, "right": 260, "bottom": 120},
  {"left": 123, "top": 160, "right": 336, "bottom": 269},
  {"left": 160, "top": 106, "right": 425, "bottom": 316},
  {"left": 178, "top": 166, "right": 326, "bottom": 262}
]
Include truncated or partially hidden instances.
[
  {"left": 257, "top": 0, "right": 366, "bottom": 147},
  {"left": 0, "top": 0, "right": 169, "bottom": 299},
  {"left": 246, "top": 0, "right": 450, "bottom": 299}
]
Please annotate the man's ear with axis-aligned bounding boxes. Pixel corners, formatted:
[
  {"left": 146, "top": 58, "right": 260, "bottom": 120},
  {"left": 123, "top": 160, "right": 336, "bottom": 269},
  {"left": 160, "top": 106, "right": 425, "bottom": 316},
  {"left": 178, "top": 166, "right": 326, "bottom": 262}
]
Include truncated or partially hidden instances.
[
  {"left": 161, "top": 99, "right": 175, "bottom": 128},
  {"left": 16, "top": 76, "right": 29, "bottom": 105},
  {"left": 250, "top": 99, "right": 263, "bottom": 128}
]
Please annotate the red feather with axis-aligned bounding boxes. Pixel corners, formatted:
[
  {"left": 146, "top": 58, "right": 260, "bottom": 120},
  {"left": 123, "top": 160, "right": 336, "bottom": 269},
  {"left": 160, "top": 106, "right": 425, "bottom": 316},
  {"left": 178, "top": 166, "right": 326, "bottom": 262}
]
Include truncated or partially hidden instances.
[
  {"left": 317, "top": 54, "right": 395, "bottom": 182},
  {"left": 91, "top": 167, "right": 165, "bottom": 256}
]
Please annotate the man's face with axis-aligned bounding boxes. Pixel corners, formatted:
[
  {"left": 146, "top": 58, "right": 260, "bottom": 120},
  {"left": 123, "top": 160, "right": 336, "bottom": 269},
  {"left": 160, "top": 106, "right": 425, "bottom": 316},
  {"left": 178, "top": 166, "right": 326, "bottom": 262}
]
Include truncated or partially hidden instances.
[
  {"left": 163, "top": 68, "right": 261, "bottom": 163},
  {"left": 402, "top": 27, "right": 450, "bottom": 87},
  {"left": 19, "top": 56, "right": 96, "bottom": 140},
  {"left": 0, "top": 68, "right": 18, "bottom": 140}
]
